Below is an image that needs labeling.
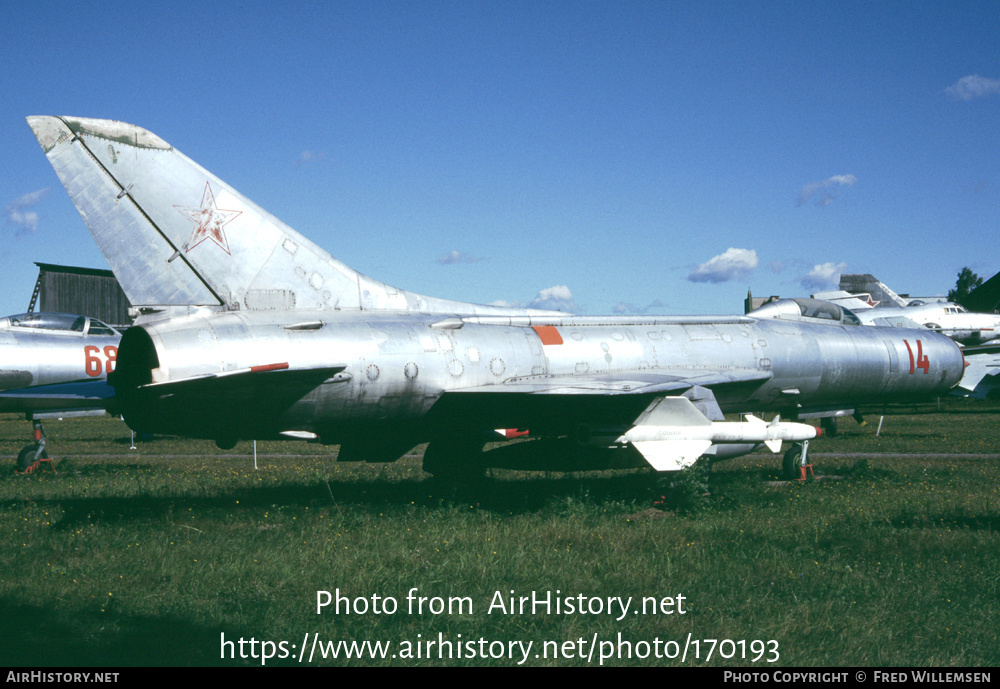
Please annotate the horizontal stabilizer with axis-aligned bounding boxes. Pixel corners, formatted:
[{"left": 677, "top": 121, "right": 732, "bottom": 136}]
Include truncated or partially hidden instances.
[
  {"left": 0, "top": 380, "right": 115, "bottom": 413},
  {"left": 136, "top": 363, "right": 347, "bottom": 394}
]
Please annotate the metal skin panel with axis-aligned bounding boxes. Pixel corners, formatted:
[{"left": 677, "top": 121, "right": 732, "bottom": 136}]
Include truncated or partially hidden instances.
[{"left": 28, "top": 116, "right": 971, "bottom": 472}]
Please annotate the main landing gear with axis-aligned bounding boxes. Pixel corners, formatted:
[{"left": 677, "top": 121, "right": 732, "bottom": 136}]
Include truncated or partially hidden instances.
[{"left": 16, "top": 420, "right": 53, "bottom": 474}]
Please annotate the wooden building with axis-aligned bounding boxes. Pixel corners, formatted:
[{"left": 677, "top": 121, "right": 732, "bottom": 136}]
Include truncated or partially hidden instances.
[{"left": 27, "top": 263, "right": 132, "bottom": 328}]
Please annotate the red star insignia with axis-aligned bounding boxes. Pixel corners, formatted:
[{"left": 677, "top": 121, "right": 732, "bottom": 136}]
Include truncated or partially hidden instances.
[{"left": 175, "top": 182, "right": 242, "bottom": 255}]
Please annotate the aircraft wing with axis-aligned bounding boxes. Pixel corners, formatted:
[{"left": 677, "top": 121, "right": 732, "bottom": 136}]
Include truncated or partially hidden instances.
[
  {"left": 953, "top": 343, "right": 1000, "bottom": 399},
  {"left": 862, "top": 315, "right": 924, "bottom": 329},
  {"left": 0, "top": 380, "right": 115, "bottom": 413},
  {"left": 430, "top": 368, "right": 772, "bottom": 435},
  {"left": 451, "top": 367, "right": 771, "bottom": 396}
]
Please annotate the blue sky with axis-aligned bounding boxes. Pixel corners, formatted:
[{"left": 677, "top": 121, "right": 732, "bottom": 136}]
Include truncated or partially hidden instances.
[{"left": 2, "top": 1, "right": 998, "bottom": 317}]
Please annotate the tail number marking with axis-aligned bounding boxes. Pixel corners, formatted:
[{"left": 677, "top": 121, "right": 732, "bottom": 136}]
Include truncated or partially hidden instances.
[
  {"left": 903, "top": 339, "right": 929, "bottom": 374},
  {"left": 85, "top": 345, "right": 118, "bottom": 377}
]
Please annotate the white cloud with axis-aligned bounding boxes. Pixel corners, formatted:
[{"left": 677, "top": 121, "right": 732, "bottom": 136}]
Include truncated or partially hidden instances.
[
  {"left": 612, "top": 299, "right": 665, "bottom": 315},
  {"left": 688, "top": 248, "right": 759, "bottom": 283},
  {"left": 294, "top": 149, "right": 327, "bottom": 166},
  {"left": 491, "top": 285, "right": 577, "bottom": 312},
  {"left": 489, "top": 299, "right": 519, "bottom": 308},
  {"left": 611, "top": 299, "right": 664, "bottom": 315},
  {"left": 528, "top": 284, "right": 575, "bottom": 312},
  {"left": 945, "top": 75, "right": 1000, "bottom": 101},
  {"left": 5, "top": 188, "right": 49, "bottom": 236},
  {"left": 436, "top": 250, "right": 482, "bottom": 265},
  {"left": 797, "top": 174, "right": 857, "bottom": 207},
  {"left": 800, "top": 262, "right": 847, "bottom": 291}
]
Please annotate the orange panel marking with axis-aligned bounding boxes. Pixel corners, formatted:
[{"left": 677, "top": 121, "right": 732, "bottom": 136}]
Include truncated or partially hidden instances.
[
  {"left": 532, "top": 325, "right": 564, "bottom": 345},
  {"left": 250, "top": 362, "right": 290, "bottom": 373}
]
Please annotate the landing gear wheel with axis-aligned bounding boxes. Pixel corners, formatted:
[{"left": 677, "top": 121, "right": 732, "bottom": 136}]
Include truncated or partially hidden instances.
[
  {"left": 17, "top": 445, "right": 48, "bottom": 473},
  {"left": 821, "top": 417, "right": 838, "bottom": 437},
  {"left": 782, "top": 445, "right": 802, "bottom": 481}
]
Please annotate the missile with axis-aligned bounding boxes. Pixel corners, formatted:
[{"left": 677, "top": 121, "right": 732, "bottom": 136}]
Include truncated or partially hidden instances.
[
  {"left": 608, "top": 396, "right": 822, "bottom": 472},
  {"left": 619, "top": 414, "right": 820, "bottom": 450}
]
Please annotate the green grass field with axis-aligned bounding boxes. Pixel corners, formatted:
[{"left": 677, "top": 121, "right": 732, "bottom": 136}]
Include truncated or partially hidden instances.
[{"left": 1, "top": 401, "right": 997, "bottom": 667}]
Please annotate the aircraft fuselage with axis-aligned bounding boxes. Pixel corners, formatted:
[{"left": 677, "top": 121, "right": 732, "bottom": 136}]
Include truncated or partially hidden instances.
[
  {"left": 113, "top": 308, "right": 964, "bottom": 451},
  {"left": 0, "top": 318, "right": 119, "bottom": 390}
]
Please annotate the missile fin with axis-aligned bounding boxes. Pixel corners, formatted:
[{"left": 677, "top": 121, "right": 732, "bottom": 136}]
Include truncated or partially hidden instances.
[
  {"left": 631, "top": 439, "right": 713, "bottom": 472},
  {"left": 634, "top": 395, "right": 712, "bottom": 427}
]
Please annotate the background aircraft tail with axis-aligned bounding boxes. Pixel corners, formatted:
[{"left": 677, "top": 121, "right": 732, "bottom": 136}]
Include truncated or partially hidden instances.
[
  {"left": 837, "top": 274, "right": 909, "bottom": 308},
  {"left": 27, "top": 116, "right": 431, "bottom": 313},
  {"left": 959, "top": 270, "right": 1000, "bottom": 314}
]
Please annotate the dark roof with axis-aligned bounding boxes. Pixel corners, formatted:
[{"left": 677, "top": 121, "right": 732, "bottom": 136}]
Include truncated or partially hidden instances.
[{"left": 34, "top": 262, "right": 116, "bottom": 279}]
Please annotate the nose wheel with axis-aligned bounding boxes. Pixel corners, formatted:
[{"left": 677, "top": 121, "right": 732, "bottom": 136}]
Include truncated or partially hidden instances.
[
  {"left": 782, "top": 441, "right": 813, "bottom": 481},
  {"left": 15, "top": 420, "right": 54, "bottom": 474}
]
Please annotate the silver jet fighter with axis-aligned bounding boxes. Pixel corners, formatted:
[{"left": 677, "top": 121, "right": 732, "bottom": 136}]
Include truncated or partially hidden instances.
[
  {"left": 27, "top": 116, "right": 968, "bottom": 479},
  {"left": 855, "top": 302, "right": 1000, "bottom": 346},
  {"left": 0, "top": 311, "right": 121, "bottom": 470},
  {"left": 813, "top": 292, "right": 1000, "bottom": 346}
]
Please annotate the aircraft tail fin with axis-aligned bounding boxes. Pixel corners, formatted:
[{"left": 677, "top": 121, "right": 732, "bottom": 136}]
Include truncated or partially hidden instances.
[
  {"left": 838, "top": 274, "right": 909, "bottom": 308},
  {"left": 960, "top": 270, "right": 1000, "bottom": 314},
  {"left": 26, "top": 116, "right": 411, "bottom": 312}
]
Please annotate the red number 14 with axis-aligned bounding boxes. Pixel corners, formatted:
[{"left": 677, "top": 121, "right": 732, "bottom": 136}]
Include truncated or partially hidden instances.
[{"left": 904, "top": 340, "right": 929, "bottom": 374}]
